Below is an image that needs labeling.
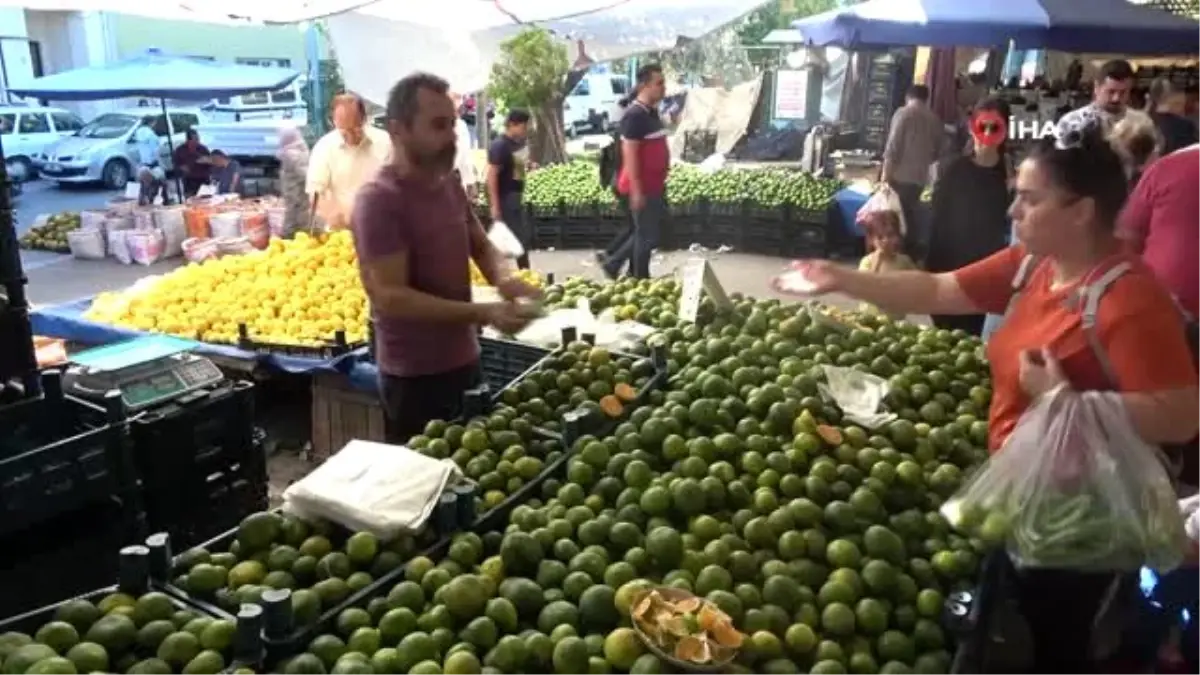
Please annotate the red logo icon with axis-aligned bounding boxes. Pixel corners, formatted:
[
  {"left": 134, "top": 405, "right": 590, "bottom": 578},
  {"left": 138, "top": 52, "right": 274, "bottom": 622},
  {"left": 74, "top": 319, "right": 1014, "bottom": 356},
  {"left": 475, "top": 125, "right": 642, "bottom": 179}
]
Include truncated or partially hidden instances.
[{"left": 970, "top": 110, "right": 1007, "bottom": 148}]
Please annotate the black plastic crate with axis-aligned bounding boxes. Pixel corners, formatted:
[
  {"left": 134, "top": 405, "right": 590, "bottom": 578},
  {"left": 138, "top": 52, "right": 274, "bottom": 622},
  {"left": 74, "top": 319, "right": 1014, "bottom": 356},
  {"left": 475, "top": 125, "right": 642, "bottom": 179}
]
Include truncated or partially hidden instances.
[
  {"left": 789, "top": 204, "right": 831, "bottom": 227},
  {"left": 0, "top": 371, "right": 139, "bottom": 538},
  {"left": 479, "top": 336, "right": 551, "bottom": 392},
  {"left": 0, "top": 582, "right": 261, "bottom": 672},
  {"left": 743, "top": 218, "right": 788, "bottom": 256},
  {"left": 0, "top": 500, "right": 145, "bottom": 618},
  {"left": 236, "top": 324, "right": 365, "bottom": 360},
  {"left": 707, "top": 214, "right": 745, "bottom": 249},
  {"left": 0, "top": 299, "right": 37, "bottom": 391},
  {"left": 529, "top": 214, "right": 561, "bottom": 250},
  {"left": 559, "top": 218, "right": 620, "bottom": 249},
  {"left": 133, "top": 380, "right": 268, "bottom": 549},
  {"left": 0, "top": 175, "right": 21, "bottom": 286},
  {"left": 790, "top": 221, "right": 831, "bottom": 258}
]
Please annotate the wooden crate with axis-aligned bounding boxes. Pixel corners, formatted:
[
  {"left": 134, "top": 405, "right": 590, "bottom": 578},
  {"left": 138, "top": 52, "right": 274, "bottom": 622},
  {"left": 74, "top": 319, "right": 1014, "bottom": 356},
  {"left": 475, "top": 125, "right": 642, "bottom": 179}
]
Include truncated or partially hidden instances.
[{"left": 310, "top": 372, "right": 386, "bottom": 460}]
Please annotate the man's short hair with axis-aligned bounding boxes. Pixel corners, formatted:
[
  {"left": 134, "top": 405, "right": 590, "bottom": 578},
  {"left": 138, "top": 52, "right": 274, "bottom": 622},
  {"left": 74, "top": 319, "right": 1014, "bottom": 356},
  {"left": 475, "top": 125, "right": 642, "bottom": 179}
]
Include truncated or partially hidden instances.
[
  {"left": 907, "top": 85, "right": 930, "bottom": 102},
  {"left": 1098, "top": 59, "right": 1134, "bottom": 83},
  {"left": 386, "top": 72, "right": 450, "bottom": 126},
  {"left": 636, "top": 63, "right": 663, "bottom": 86},
  {"left": 332, "top": 93, "right": 367, "bottom": 118},
  {"left": 506, "top": 109, "right": 531, "bottom": 126},
  {"left": 210, "top": 149, "right": 227, "bottom": 158}
]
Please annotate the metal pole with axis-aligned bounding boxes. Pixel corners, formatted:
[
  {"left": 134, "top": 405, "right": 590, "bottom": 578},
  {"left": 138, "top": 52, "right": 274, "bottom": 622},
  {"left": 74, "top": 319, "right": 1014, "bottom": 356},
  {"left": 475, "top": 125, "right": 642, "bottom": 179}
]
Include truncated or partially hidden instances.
[
  {"left": 160, "top": 98, "right": 183, "bottom": 203},
  {"left": 305, "top": 23, "right": 324, "bottom": 135}
]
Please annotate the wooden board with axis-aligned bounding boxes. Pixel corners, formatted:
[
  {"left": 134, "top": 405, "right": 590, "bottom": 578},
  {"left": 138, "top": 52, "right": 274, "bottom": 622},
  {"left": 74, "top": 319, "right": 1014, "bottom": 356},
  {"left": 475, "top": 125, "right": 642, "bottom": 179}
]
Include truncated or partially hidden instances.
[{"left": 310, "top": 372, "right": 386, "bottom": 461}]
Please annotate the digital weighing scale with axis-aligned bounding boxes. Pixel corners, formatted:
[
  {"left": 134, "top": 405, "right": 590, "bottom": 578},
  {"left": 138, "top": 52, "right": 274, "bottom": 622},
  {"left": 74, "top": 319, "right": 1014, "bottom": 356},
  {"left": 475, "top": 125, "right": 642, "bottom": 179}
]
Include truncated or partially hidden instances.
[{"left": 63, "top": 335, "right": 225, "bottom": 411}]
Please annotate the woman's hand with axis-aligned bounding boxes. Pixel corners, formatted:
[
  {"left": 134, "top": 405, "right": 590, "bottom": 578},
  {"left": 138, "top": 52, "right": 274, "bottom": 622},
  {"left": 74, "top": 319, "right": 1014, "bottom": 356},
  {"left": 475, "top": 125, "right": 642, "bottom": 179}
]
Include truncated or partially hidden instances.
[
  {"left": 1018, "top": 348, "right": 1068, "bottom": 398},
  {"left": 780, "top": 260, "right": 843, "bottom": 295}
]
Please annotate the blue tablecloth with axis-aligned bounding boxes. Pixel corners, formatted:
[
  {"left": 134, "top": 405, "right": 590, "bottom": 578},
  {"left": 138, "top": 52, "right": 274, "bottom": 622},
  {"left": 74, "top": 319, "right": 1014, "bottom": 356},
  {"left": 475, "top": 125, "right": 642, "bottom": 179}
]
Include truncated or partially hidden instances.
[
  {"left": 834, "top": 186, "right": 871, "bottom": 238},
  {"left": 31, "top": 296, "right": 364, "bottom": 375},
  {"left": 347, "top": 358, "right": 379, "bottom": 393}
]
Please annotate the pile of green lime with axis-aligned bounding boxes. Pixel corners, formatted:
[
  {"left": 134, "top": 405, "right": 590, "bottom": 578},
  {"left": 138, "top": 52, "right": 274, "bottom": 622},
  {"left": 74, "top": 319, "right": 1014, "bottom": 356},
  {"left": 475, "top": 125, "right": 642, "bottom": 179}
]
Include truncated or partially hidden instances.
[
  {"left": 274, "top": 277, "right": 992, "bottom": 675},
  {"left": 0, "top": 591, "right": 247, "bottom": 675},
  {"left": 522, "top": 162, "right": 619, "bottom": 211},
  {"left": 172, "top": 512, "right": 433, "bottom": 623},
  {"left": 666, "top": 165, "right": 844, "bottom": 210}
]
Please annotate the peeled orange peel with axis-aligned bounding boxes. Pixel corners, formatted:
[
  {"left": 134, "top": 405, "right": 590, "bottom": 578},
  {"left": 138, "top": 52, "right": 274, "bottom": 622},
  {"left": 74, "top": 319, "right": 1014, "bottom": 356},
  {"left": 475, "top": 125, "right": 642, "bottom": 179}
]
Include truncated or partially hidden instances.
[{"left": 631, "top": 588, "right": 744, "bottom": 667}]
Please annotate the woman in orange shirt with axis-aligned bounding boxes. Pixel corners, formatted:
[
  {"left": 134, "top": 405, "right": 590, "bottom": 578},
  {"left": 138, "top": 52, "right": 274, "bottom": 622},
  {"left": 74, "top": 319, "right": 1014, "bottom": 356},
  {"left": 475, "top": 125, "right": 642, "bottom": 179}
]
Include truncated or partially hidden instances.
[{"left": 798, "top": 120, "right": 1197, "bottom": 672}]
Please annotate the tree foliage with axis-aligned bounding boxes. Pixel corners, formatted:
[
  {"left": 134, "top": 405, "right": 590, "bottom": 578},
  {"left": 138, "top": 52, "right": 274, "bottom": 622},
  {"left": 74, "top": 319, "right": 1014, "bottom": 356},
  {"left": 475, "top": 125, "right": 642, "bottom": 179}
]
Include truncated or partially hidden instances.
[
  {"left": 301, "top": 21, "right": 346, "bottom": 141},
  {"left": 488, "top": 28, "right": 571, "bottom": 165}
]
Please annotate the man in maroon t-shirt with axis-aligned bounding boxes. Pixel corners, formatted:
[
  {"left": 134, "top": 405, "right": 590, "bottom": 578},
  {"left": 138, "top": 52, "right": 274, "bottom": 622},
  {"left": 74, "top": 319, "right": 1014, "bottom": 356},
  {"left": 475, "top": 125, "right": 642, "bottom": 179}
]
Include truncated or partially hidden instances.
[
  {"left": 352, "top": 72, "right": 539, "bottom": 442},
  {"left": 603, "top": 64, "right": 668, "bottom": 279}
]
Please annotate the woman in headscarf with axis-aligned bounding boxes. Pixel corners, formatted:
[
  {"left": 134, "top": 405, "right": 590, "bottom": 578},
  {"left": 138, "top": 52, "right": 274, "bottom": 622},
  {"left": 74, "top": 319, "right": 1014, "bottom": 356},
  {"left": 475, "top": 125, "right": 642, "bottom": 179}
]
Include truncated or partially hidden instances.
[{"left": 277, "top": 126, "right": 312, "bottom": 235}]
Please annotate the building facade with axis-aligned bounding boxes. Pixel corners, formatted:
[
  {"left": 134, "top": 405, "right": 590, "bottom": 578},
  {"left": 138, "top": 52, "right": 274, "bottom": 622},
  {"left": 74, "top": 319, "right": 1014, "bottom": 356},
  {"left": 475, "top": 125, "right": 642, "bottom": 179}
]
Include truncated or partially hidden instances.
[{"left": 1, "top": 9, "right": 309, "bottom": 119}]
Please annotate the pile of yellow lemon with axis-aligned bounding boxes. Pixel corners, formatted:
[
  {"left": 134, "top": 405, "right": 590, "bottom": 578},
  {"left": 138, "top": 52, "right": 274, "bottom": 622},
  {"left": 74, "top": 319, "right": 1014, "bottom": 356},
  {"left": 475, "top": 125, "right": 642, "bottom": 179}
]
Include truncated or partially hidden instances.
[
  {"left": 85, "top": 231, "right": 548, "bottom": 348},
  {"left": 87, "top": 231, "right": 368, "bottom": 347}
]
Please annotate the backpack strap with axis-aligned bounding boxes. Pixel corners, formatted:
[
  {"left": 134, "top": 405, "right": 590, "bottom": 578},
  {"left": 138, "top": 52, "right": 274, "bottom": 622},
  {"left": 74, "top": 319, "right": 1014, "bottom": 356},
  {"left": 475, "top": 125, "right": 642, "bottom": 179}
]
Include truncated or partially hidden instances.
[
  {"left": 1003, "top": 254, "right": 1040, "bottom": 317},
  {"left": 1078, "top": 261, "right": 1133, "bottom": 388}
]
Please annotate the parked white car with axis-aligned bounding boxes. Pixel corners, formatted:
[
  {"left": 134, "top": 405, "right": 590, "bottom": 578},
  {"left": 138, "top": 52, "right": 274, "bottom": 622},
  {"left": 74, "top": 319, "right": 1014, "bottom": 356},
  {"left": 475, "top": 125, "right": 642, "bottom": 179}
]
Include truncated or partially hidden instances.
[
  {"left": 0, "top": 104, "right": 85, "bottom": 181},
  {"left": 37, "top": 107, "right": 204, "bottom": 189},
  {"left": 564, "top": 73, "right": 629, "bottom": 136}
]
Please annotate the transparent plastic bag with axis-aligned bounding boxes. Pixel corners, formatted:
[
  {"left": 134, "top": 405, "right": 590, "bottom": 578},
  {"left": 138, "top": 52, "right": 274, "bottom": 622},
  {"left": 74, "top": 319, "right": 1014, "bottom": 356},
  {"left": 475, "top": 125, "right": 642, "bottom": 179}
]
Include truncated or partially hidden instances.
[
  {"left": 941, "top": 385, "right": 1186, "bottom": 572},
  {"left": 855, "top": 186, "right": 907, "bottom": 235}
]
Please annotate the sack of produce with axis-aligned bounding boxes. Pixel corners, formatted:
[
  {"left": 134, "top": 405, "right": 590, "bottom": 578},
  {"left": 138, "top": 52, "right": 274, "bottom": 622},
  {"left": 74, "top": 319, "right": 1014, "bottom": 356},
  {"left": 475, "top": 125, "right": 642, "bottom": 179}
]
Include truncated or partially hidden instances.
[
  {"left": 154, "top": 206, "right": 188, "bottom": 258},
  {"left": 102, "top": 213, "right": 133, "bottom": 236},
  {"left": 67, "top": 228, "right": 106, "bottom": 260},
  {"left": 184, "top": 206, "right": 212, "bottom": 238},
  {"left": 240, "top": 210, "right": 270, "bottom": 249},
  {"left": 107, "top": 228, "right": 133, "bottom": 265},
  {"left": 942, "top": 385, "right": 1187, "bottom": 572},
  {"left": 132, "top": 207, "right": 156, "bottom": 230},
  {"left": 182, "top": 236, "right": 220, "bottom": 263},
  {"left": 127, "top": 228, "right": 165, "bottom": 266},
  {"left": 209, "top": 211, "right": 242, "bottom": 239},
  {"left": 266, "top": 206, "right": 286, "bottom": 237},
  {"left": 80, "top": 209, "right": 108, "bottom": 231},
  {"left": 216, "top": 235, "right": 256, "bottom": 256}
]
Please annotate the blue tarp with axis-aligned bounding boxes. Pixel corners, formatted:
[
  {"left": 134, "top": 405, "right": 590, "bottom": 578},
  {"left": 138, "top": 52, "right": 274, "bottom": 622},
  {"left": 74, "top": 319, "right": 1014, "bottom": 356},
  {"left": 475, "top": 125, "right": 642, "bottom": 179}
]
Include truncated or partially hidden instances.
[
  {"left": 9, "top": 48, "right": 300, "bottom": 101},
  {"left": 792, "top": 0, "right": 1198, "bottom": 54},
  {"left": 31, "top": 296, "right": 363, "bottom": 375}
]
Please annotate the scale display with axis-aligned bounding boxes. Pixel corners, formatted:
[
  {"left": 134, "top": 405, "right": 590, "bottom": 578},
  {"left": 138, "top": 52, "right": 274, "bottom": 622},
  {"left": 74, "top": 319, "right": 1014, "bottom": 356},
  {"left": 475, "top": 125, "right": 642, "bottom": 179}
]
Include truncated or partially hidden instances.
[{"left": 66, "top": 335, "right": 225, "bottom": 411}]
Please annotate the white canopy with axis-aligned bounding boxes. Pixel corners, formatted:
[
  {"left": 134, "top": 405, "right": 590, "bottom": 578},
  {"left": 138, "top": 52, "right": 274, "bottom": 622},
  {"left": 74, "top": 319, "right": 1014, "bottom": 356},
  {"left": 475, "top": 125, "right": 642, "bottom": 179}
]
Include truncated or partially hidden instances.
[{"left": 3, "top": 0, "right": 771, "bottom": 101}]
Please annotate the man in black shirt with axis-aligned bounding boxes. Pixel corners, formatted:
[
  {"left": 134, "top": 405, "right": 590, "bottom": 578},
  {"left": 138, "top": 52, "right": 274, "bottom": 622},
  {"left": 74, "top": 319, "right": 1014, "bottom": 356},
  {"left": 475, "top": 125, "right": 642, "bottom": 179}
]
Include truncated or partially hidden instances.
[{"left": 487, "top": 109, "right": 533, "bottom": 269}]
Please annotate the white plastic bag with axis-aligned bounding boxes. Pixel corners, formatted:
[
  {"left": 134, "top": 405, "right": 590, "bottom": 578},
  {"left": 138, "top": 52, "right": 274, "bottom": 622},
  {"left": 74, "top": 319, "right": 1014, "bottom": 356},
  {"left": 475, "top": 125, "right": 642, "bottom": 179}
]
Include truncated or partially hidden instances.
[
  {"left": 132, "top": 208, "right": 155, "bottom": 230},
  {"left": 67, "top": 229, "right": 106, "bottom": 260},
  {"left": 941, "top": 386, "right": 1187, "bottom": 572},
  {"left": 154, "top": 207, "right": 188, "bottom": 258},
  {"left": 126, "top": 228, "right": 164, "bottom": 266},
  {"left": 216, "top": 236, "right": 256, "bottom": 256},
  {"left": 818, "top": 365, "right": 896, "bottom": 429},
  {"left": 855, "top": 186, "right": 907, "bottom": 235},
  {"left": 266, "top": 206, "right": 287, "bottom": 238},
  {"left": 488, "top": 220, "right": 526, "bottom": 259},
  {"left": 103, "top": 213, "right": 133, "bottom": 237},
  {"left": 282, "top": 440, "right": 463, "bottom": 541},
  {"left": 107, "top": 229, "right": 133, "bottom": 265}
]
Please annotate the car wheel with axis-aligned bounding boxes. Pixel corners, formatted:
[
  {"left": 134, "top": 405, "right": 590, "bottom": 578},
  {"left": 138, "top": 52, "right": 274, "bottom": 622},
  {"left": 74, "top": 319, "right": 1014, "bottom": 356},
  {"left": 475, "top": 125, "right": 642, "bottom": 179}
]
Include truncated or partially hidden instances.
[
  {"left": 102, "top": 159, "right": 130, "bottom": 190},
  {"left": 592, "top": 113, "right": 609, "bottom": 133},
  {"left": 6, "top": 156, "right": 33, "bottom": 182}
]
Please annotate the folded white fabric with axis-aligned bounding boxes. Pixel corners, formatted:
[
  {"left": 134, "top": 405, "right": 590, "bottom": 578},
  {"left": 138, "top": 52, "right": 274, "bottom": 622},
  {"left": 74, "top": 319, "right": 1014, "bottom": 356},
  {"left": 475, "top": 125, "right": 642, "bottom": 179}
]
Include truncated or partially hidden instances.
[{"left": 283, "top": 440, "right": 462, "bottom": 541}]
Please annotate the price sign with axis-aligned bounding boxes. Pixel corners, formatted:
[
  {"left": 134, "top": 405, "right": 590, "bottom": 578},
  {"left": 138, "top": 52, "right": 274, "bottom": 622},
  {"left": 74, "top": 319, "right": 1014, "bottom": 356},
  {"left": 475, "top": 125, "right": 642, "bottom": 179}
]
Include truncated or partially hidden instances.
[{"left": 678, "top": 258, "right": 732, "bottom": 322}]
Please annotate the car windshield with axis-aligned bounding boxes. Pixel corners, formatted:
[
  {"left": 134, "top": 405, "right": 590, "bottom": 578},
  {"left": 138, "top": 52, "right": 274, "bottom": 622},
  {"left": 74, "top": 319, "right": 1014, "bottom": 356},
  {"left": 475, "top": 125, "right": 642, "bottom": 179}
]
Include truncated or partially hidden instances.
[{"left": 76, "top": 113, "right": 138, "bottom": 139}]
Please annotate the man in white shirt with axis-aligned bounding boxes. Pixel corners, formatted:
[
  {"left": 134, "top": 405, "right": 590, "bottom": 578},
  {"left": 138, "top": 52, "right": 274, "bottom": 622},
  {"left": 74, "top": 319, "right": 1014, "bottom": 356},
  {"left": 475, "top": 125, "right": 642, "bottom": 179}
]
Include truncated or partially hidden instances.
[
  {"left": 307, "top": 94, "right": 391, "bottom": 230},
  {"left": 133, "top": 117, "right": 167, "bottom": 206},
  {"left": 450, "top": 92, "right": 478, "bottom": 197}
]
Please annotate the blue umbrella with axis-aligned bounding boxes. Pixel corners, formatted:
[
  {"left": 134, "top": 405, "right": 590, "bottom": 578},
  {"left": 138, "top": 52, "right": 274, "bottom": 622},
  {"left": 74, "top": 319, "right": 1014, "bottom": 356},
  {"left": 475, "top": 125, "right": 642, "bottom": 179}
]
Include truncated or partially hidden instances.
[
  {"left": 7, "top": 48, "right": 300, "bottom": 101},
  {"left": 793, "top": 0, "right": 1198, "bottom": 53}
]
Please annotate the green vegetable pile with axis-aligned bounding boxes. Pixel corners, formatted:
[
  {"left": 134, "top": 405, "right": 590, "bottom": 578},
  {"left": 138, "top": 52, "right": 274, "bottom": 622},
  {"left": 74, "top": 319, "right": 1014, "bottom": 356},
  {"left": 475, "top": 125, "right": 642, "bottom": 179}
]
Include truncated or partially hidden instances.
[
  {"left": 520, "top": 161, "right": 843, "bottom": 213},
  {"left": 667, "top": 166, "right": 843, "bottom": 210},
  {"left": 523, "top": 162, "right": 618, "bottom": 211}
]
